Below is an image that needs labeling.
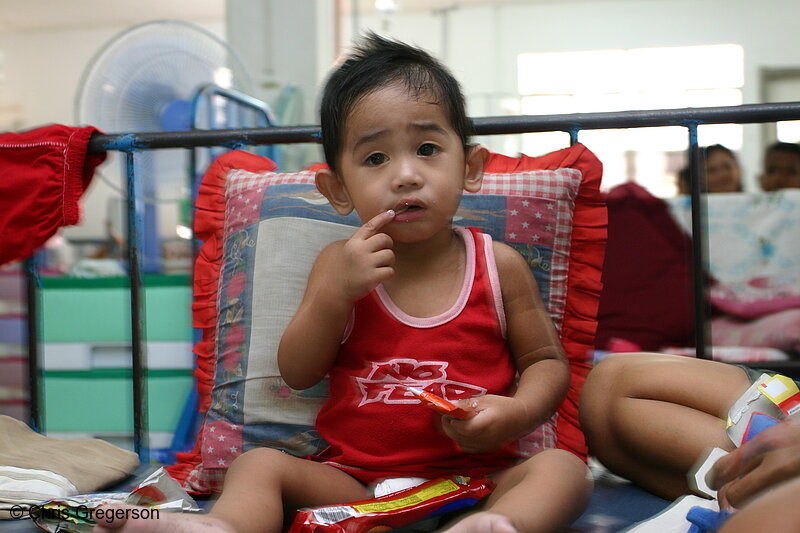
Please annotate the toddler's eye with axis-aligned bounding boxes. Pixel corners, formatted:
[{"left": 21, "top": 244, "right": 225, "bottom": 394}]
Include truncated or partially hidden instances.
[
  {"left": 365, "top": 153, "right": 387, "bottom": 166},
  {"left": 418, "top": 143, "right": 439, "bottom": 157}
]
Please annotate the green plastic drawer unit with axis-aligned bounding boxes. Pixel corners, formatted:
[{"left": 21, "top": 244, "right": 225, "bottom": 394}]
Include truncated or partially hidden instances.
[
  {"left": 43, "top": 368, "right": 193, "bottom": 434},
  {"left": 39, "top": 274, "right": 194, "bottom": 441},
  {"left": 40, "top": 275, "right": 192, "bottom": 343}
]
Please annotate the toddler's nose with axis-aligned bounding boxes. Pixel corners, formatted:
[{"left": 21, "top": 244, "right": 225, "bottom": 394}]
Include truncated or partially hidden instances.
[{"left": 393, "top": 158, "right": 422, "bottom": 189}]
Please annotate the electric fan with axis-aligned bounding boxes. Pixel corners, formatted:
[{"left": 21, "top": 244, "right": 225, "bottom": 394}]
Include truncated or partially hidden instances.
[{"left": 75, "top": 20, "right": 256, "bottom": 271}]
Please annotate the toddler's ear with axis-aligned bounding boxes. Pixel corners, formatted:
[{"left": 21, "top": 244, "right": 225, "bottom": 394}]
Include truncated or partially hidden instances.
[
  {"left": 463, "top": 144, "right": 489, "bottom": 193},
  {"left": 315, "top": 167, "right": 354, "bottom": 215}
]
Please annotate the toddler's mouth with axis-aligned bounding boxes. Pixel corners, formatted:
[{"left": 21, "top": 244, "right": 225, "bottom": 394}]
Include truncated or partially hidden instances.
[{"left": 394, "top": 201, "right": 422, "bottom": 214}]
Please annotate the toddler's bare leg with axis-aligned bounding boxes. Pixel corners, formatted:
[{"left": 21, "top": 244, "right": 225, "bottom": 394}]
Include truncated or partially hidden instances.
[
  {"left": 441, "top": 449, "right": 591, "bottom": 533},
  {"left": 94, "top": 448, "right": 370, "bottom": 533},
  {"left": 92, "top": 508, "right": 234, "bottom": 533},
  {"left": 210, "top": 447, "right": 371, "bottom": 533},
  {"left": 580, "top": 353, "right": 751, "bottom": 499}
]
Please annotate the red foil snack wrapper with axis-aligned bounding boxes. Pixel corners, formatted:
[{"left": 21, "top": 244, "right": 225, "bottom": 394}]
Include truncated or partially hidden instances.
[
  {"left": 404, "top": 387, "right": 476, "bottom": 420},
  {"left": 288, "top": 476, "right": 494, "bottom": 533}
]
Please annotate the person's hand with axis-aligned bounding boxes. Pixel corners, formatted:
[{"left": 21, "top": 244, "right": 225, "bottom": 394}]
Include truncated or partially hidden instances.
[
  {"left": 439, "top": 394, "right": 530, "bottom": 454},
  {"left": 709, "top": 417, "right": 800, "bottom": 509},
  {"left": 338, "top": 210, "right": 396, "bottom": 303}
]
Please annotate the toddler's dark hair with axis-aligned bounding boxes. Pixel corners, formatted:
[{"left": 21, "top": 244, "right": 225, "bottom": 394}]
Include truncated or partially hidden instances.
[{"left": 319, "top": 32, "right": 472, "bottom": 172}]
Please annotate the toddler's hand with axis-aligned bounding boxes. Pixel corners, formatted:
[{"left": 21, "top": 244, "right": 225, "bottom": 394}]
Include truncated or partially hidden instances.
[
  {"left": 339, "top": 210, "right": 396, "bottom": 302},
  {"left": 439, "top": 394, "right": 529, "bottom": 454}
]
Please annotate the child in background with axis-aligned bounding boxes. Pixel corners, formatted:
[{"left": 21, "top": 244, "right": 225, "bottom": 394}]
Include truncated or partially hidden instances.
[
  {"left": 94, "top": 33, "right": 590, "bottom": 533},
  {"left": 760, "top": 141, "right": 800, "bottom": 191},
  {"left": 677, "top": 144, "right": 742, "bottom": 194}
]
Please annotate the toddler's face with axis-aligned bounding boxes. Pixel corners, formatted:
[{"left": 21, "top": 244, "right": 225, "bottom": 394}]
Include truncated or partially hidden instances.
[{"left": 335, "top": 83, "right": 474, "bottom": 243}]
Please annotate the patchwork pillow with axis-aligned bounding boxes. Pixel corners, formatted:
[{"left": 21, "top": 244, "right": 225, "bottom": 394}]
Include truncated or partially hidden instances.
[{"left": 167, "top": 145, "right": 606, "bottom": 493}]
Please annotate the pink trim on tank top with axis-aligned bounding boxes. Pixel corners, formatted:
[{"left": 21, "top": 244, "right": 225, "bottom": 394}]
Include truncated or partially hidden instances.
[
  {"left": 341, "top": 308, "right": 355, "bottom": 344},
  {"left": 374, "top": 226, "right": 475, "bottom": 328},
  {"left": 482, "top": 233, "right": 507, "bottom": 339}
]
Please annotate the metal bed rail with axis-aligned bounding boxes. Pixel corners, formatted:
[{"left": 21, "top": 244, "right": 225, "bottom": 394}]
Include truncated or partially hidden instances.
[{"left": 25, "top": 101, "right": 800, "bottom": 460}]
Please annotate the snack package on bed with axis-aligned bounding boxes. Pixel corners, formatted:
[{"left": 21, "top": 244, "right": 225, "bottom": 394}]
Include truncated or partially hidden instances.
[
  {"left": 726, "top": 373, "right": 800, "bottom": 446},
  {"left": 31, "top": 467, "right": 200, "bottom": 533},
  {"left": 288, "top": 475, "right": 494, "bottom": 533},
  {"left": 403, "top": 386, "right": 476, "bottom": 420}
]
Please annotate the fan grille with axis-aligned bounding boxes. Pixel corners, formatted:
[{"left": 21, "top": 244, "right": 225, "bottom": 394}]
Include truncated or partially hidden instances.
[{"left": 76, "top": 20, "right": 253, "bottom": 202}]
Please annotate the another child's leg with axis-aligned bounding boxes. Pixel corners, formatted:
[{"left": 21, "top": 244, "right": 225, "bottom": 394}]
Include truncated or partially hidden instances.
[
  {"left": 441, "top": 449, "right": 591, "bottom": 533},
  {"left": 94, "top": 448, "right": 371, "bottom": 533},
  {"left": 580, "top": 353, "right": 752, "bottom": 500}
]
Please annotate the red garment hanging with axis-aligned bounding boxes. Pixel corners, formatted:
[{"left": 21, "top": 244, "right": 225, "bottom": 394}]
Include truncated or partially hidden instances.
[{"left": 0, "top": 124, "right": 106, "bottom": 266}]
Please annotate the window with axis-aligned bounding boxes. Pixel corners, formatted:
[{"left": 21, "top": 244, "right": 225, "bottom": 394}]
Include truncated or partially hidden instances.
[
  {"left": 764, "top": 72, "right": 800, "bottom": 143},
  {"left": 517, "top": 44, "right": 744, "bottom": 196}
]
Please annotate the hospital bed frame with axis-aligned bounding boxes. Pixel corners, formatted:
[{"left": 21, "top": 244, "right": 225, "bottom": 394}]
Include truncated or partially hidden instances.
[{"left": 21, "top": 101, "right": 800, "bottom": 460}]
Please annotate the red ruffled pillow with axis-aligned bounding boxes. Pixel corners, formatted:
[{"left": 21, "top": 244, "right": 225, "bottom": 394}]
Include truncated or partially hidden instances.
[{"left": 167, "top": 144, "right": 606, "bottom": 493}]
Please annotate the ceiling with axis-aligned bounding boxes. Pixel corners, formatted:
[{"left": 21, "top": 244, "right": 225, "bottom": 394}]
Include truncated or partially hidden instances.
[{"left": 0, "top": 0, "right": 553, "bottom": 33}]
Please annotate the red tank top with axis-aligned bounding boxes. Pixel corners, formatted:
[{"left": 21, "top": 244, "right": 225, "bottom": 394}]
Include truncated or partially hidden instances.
[{"left": 314, "top": 227, "right": 521, "bottom": 483}]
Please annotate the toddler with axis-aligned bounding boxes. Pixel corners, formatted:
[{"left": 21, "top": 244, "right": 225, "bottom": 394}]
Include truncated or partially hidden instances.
[{"left": 95, "top": 33, "right": 591, "bottom": 533}]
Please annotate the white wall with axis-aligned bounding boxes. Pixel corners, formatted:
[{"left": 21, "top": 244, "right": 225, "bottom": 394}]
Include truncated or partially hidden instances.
[
  {"left": 344, "top": 0, "right": 800, "bottom": 190},
  {"left": 4, "top": 0, "right": 800, "bottom": 241},
  {"left": 0, "top": 18, "right": 225, "bottom": 241},
  {"left": 2, "top": 26, "right": 116, "bottom": 129},
  {"left": 226, "top": 0, "right": 335, "bottom": 171},
  {"left": 0, "top": 21, "right": 225, "bottom": 129}
]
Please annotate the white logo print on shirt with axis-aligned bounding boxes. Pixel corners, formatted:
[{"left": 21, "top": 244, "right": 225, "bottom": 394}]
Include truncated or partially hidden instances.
[{"left": 354, "top": 358, "right": 487, "bottom": 407}]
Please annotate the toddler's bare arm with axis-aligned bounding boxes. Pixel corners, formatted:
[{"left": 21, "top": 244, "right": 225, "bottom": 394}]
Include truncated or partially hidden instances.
[
  {"left": 494, "top": 241, "right": 570, "bottom": 431},
  {"left": 278, "top": 210, "right": 396, "bottom": 389},
  {"left": 441, "top": 242, "right": 569, "bottom": 452}
]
